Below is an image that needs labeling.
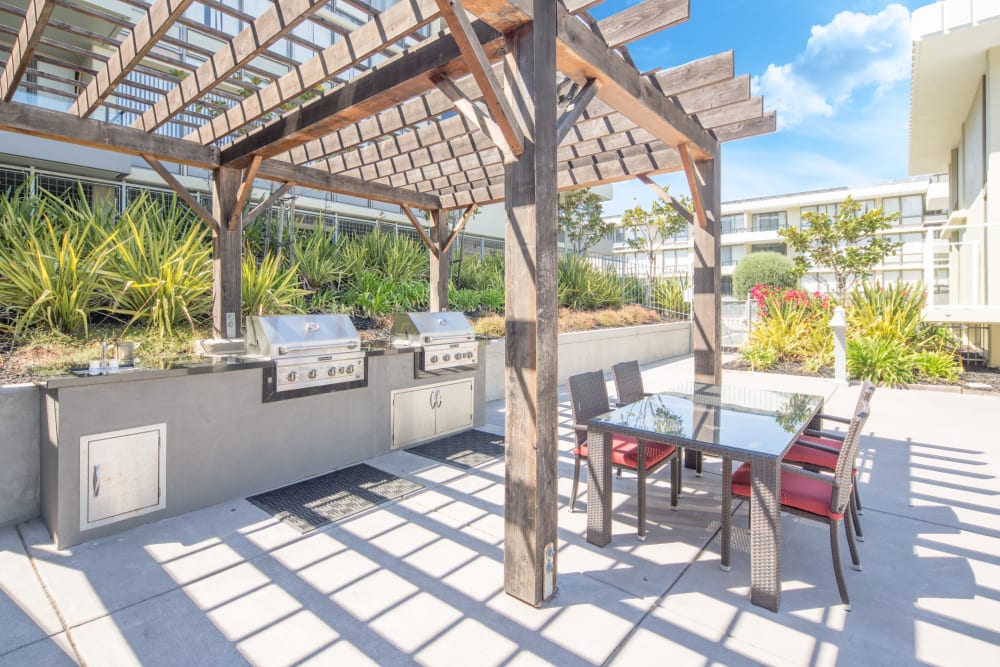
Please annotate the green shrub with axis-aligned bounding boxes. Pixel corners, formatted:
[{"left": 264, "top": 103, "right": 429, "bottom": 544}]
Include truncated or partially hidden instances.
[
  {"left": 242, "top": 253, "right": 309, "bottom": 317},
  {"left": 454, "top": 251, "right": 504, "bottom": 292},
  {"left": 449, "top": 289, "right": 481, "bottom": 313},
  {"left": 341, "top": 230, "right": 428, "bottom": 284},
  {"left": 292, "top": 227, "right": 345, "bottom": 290},
  {"left": 732, "top": 251, "right": 798, "bottom": 299},
  {"left": 745, "top": 288, "right": 833, "bottom": 363},
  {"left": 305, "top": 289, "right": 347, "bottom": 314},
  {"left": 557, "top": 254, "right": 624, "bottom": 310},
  {"left": 478, "top": 287, "right": 504, "bottom": 313},
  {"left": 341, "top": 271, "right": 396, "bottom": 316},
  {"left": 650, "top": 276, "right": 690, "bottom": 318},
  {"left": 741, "top": 345, "right": 777, "bottom": 370},
  {"left": 848, "top": 282, "right": 939, "bottom": 349},
  {"left": 847, "top": 335, "right": 917, "bottom": 386},
  {"left": 389, "top": 280, "right": 428, "bottom": 311},
  {"left": 913, "top": 350, "right": 962, "bottom": 383},
  {"left": 103, "top": 194, "right": 213, "bottom": 335},
  {"left": 0, "top": 213, "right": 117, "bottom": 338},
  {"left": 472, "top": 313, "right": 505, "bottom": 338}
]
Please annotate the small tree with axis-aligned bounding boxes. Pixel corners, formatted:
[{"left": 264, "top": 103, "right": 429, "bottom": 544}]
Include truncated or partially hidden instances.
[
  {"left": 619, "top": 195, "right": 690, "bottom": 279},
  {"left": 732, "top": 251, "right": 798, "bottom": 299},
  {"left": 779, "top": 196, "right": 902, "bottom": 300},
  {"left": 558, "top": 188, "right": 609, "bottom": 254}
]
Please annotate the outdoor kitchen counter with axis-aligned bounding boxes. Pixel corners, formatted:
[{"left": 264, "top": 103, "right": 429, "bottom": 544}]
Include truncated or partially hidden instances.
[
  {"left": 39, "top": 342, "right": 485, "bottom": 548},
  {"left": 38, "top": 358, "right": 273, "bottom": 389}
]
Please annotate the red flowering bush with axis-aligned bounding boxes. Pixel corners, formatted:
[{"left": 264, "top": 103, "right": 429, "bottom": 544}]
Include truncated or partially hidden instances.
[{"left": 750, "top": 284, "right": 832, "bottom": 319}]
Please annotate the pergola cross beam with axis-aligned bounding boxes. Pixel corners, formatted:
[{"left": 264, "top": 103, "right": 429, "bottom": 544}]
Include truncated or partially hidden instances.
[{"left": 639, "top": 174, "right": 694, "bottom": 225}]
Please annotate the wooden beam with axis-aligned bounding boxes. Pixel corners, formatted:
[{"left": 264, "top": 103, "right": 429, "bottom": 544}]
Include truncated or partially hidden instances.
[
  {"left": 256, "top": 159, "right": 441, "bottom": 210},
  {"left": 638, "top": 174, "right": 693, "bottom": 225},
  {"left": 428, "top": 209, "right": 449, "bottom": 310},
  {"left": 441, "top": 205, "right": 475, "bottom": 255},
  {"left": 691, "top": 156, "right": 721, "bottom": 385},
  {"left": 712, "top": 110, "right": 776, "bottom": 142},
  {"left": 650, "top": 50, "right": 734, "bottom": 95},
  {"left": 186, "top": 0, "right": 440, "bottom": 144},
  {"left": 503, "top": 2, "right": 559, "bottom": 607},
  {"left": 212, "top": 167, "right": 243, "bottom": 339},
  {"left": 0, "top": 100, "right": 218, "bottom": 167},
  {"left": 434, "top": 0, "right": 523, "bottom": 156},
  {"left": 133, "top": 0, "right": 330, "bottom": 131},
  {"left": 556, "top": 78, "right": 600, "bottom": 144},
  {"left": 69, "top": 0, "right": 195, "bottom": 117},
  {"left": 0, "top": 0, "right": 56, "bottom": 101},
  {"left": 596, "top": 0, "right": 689, "bottom": 48},
  {"left": 401, "top": 205, "right": 439, "bottom": 257},
  {"left": 229, "top": 155, "right": 263, "bottom": 231},
  {"left": 679, "top": 143, "right": 709, "bottom": 229},
  {"left": 219, "top": 21, "right": 503, "bottom": 169},
  {"left": 433, "top": 76, "right": 514, "bottom": 161},
  {"left": 243, "top": 182, "right": 294, "bottom": 227},
  {"left": 142, "top": 155, "right": 219, "bottom": 232}
]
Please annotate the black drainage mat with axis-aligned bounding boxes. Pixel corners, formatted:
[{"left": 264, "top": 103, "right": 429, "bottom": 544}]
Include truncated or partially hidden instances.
[
  {"left": 408, "top": 429, "right": 505, "bottom": 469},
  {"left": 248, "top": 464, "right": 423, "bottom": 534}
]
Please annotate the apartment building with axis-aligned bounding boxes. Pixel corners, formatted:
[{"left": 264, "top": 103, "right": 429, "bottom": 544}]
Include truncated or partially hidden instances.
[
  {"left": 609, "top": 177, "right": 948, "bottom": 296},
  {"left": 910, "top": 0, "right": 1000, "bottom": 367}
]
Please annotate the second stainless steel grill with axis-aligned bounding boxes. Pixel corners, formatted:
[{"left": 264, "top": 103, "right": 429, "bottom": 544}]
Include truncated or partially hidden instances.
[
  {"left": 390, "top": 311, "right": 478, "bottom": 374},
  {"left": 246, "top": 314, "right": 365, "bottom": 394}
]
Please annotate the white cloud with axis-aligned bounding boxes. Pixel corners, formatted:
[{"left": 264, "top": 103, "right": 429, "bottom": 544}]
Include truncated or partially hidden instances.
[{"left": 752, "top": 4, "right": 911, "bottom": 128}]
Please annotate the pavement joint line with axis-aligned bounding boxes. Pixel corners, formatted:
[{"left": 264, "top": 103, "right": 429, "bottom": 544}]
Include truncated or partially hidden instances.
[
  {"left": 600, "top": 498, "right": 746, "bottom": 667},
  {"left": 857, "top": 505, "right": 1000, "bottom": 540},
  {"left": 16, "top": 522, "right": 87, "bottom": 667}
]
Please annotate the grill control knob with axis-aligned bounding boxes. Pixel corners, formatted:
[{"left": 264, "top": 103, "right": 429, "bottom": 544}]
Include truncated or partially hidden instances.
[
  {"left": 338, "top": 367, "right": 345, "bottom": 374},
  {"left": 308, "top": 369, "right": 318, "bottom": 379},
  {"left": 443, "top": 354, "right": 451, "bottom": 362},
  {"left": 430, "top": 355, "right": 438, "bottom": 363},
  {"left": 286, "top": 371, "right": 298, "bottom": 382},
  {"left": 328, "top": 367, "right": 337, "bottom": 377},
  {"left": 346, "top": 364, "right": 355, "bottom": 374}
]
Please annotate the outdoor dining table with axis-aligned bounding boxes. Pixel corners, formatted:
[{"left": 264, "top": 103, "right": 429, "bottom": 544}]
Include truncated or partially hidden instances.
[{"left": 585, "top": 382, "right": 824, "bottom": 612}]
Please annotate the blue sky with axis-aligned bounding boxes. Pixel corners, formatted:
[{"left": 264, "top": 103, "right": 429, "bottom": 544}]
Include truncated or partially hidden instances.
[{"left": 590, "top": 1, "right": 929, "bottom": 214}]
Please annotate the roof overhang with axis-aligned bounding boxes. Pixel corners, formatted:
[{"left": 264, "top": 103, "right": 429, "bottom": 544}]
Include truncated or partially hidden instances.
[{"left": 909, "top": 1, "right": 1000, "bottom": 175}]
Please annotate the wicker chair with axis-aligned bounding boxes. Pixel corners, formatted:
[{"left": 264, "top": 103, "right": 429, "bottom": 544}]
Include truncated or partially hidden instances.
[
  {"left": 613, "top": 360, "right": 705, "bottom": 476},
  {"left": 784, "top": 381, "right": 876, "bottom": 541},
  {"left": 727, "top": 404, "right": 870, "bottom": 609},
  {"left": 567, "top": 370, "right": 680, "bottom": 540}
]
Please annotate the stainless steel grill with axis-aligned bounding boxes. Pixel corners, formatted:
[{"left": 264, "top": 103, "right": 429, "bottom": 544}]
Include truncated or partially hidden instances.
[
  {"left": 391, "top": 312, "right": 478, "bottom": 374},
  {"left": 246, "top": 314, "right": 365, "bottom": 393}
]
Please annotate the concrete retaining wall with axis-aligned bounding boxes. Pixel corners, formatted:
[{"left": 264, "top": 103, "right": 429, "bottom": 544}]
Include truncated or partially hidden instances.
[
  {"left": 0, "top": 384, "right": 40, "bottom": 527},
  {"left": 483, "top": 320, "right": 692, "bottom": 402}
]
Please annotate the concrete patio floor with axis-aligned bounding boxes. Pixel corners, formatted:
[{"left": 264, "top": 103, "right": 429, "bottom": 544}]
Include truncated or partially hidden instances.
[{"left": 2, "top": 356, "right": 999, "bottom": 666}]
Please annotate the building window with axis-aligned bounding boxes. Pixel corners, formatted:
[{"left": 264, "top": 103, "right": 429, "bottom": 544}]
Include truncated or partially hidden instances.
[
  {"left": 721, "top": 246, "right": 734, "bottom": 266},
  {"left": 721, "top": 276, "right": 733, "bottom": 296},
  {"left": 751, "top": 243, "right": 786, "bottom": 255},
  {"left": 751, "top": 211, "right": 786, "bottom": 232},
  {"left": 882, "top": 195, "right": 924, "bottom": 227},
  {"left": 720, "top": 214, "right": 741, "bottom": 234}
]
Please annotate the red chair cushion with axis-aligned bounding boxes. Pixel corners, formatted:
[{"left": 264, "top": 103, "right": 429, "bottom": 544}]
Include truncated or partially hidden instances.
[
  {"left": 784, "top": 441, "right": 839, "bottom": 470},
  {"left": 731, "top": 463, "right": 844, "bottom": 520},
  {"left": 575, "top": 435, "right": 676, "bottom": 470}
]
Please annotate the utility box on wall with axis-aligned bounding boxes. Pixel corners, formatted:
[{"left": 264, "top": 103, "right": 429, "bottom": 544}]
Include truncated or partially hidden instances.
[{"left": 79, "top": 424, "right": 166, "bottom": 531}]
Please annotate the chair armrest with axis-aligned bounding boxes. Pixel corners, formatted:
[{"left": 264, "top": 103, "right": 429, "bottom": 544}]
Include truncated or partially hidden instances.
[
  {"left": 816, "top": 412, "right": 851, "bottom": 425},
  {"left": 793, "top": 437, "right": 840, "bottom": 455},
  {"left": 571, "top": 423, "right": 589, "bottom": 435},
  {"left": 804, "top": 428, "right": 846, "bottom": 442}
]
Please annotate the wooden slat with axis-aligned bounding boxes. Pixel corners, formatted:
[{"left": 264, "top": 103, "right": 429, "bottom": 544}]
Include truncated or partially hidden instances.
[
  {"left": 433, "top": 75, "right": 513, "bottom": 161},
  {"left": 650, "top": 51, "right": 734, "bottom": 94},
  {"left": 142, "top": 155, "right": 219, "bottom": 232},
  {"left": 597, "top": 0, "right": 688, "bottom": 48},
  {"left": 133, "top": 0, "right": 330, "bottom": 132},
  {"left": 0, "top": 0, "right": 55, "bottom": 101},
  {"left": 219, "top": 20, "right": 504, "bottom": 169},
  {"left": 639, "top": 174, "right": 693, "bottom": 225},
  {"left": 229, "top": 155, "right": 263, "bottom": 231},
  {"left": 187, "top": 0, "right": 440, "bottom": 144},
  {"left": 401, "top": 205, "right": 439, "bottom": 256},
  {"left": 711, "top": 111, "right": 776, "bottom": 142},
  {"left": 70, "top": 0, "right": 195, "bottom": 117},
  {"left": 435, "top": 0, "right": 523, "bottom": 156},
  {"left": 243, "top": 182, "right": 294, "bottom": 227}
]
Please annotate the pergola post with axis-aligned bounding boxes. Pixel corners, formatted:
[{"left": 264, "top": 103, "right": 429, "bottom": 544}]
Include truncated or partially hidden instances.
[
  {"left": 429, "top": 209, "right": 450, "bottom": 311},
  {"left": 212, "top": 167, "right": 243, "bottom": 338},
  {"left": 502, "top": 2, "right": 559, "bottom": 607},
  {"left": 691, "top": 155, "right": 722, "bottom": 380}
]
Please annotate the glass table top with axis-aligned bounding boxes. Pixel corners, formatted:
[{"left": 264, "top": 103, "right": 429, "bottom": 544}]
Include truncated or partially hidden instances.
[{"left": 589, "top": 382, "right": 824, "bottom": 459}]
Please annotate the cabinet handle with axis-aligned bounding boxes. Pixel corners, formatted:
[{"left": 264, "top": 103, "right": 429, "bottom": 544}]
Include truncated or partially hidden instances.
[
  {"left": 92, "top": 465, "right": 100, "bottom": 497},
  {"left": 429, "top": 390, "right": 436, "bottom": 409},
  {"left": 435, "top": 390, "right": 443, "bottom": 408}
]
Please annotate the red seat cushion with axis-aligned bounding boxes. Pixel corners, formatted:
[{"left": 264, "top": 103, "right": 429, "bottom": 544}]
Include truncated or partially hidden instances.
[
  {"left": 731, "top": 463, "right": 844, "bottom": 520},
  {"left": 575, "top": 435, "right": 676, "bottom": 470},
  {"left": 785, "top": 434, "right": 858, "bottom": 477}
]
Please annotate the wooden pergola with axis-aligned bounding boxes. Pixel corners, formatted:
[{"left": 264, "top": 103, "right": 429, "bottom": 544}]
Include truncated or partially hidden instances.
[{"left": 0, "top": 0, "right": 772, "bottom": 605}]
